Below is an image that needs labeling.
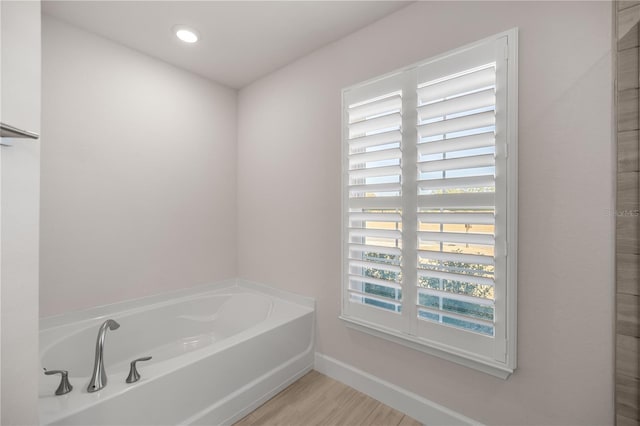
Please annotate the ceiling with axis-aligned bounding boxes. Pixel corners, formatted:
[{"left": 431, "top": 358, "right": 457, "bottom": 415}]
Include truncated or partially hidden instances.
[{"left": 43, "top": 1, "right": 411, "bottom": 89}]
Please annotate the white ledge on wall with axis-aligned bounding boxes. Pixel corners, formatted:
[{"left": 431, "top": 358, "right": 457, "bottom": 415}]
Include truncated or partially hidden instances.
[{"left": 340, "top": 315, "right": 513, "bottom": 380}]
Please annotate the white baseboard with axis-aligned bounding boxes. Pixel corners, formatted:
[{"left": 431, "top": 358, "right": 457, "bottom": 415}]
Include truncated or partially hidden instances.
[{"left": 314, "top": 353, "right": 481, "bottom": 426}]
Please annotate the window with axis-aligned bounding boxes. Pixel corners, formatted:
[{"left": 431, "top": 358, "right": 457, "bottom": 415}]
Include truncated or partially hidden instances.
[{"left": 341, "top": 30, "right": 517, "bottom": 378}]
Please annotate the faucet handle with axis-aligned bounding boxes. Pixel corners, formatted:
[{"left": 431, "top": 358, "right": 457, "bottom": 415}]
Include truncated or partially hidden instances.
[
  {"left": 126, "top": 356, "right": 152, "bottom": 383},
  {"left": 44, "top": 369, "right": 73, "bottom": 395}
]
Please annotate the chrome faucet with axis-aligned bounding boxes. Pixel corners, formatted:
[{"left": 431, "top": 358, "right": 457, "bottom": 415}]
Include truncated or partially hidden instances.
[{"left": 87, "top": 319, "right": 120, "bottom": 392}]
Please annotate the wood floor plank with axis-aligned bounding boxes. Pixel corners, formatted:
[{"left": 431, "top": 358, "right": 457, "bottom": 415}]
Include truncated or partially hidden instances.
[
  {"left": 279, "top": 379, "right": 345, "bottom": 426},
  {"left": 233, "top": 413, "right": 258, "bottom": 426},
  {"left": 321, "top": 389, "right": 380, "bottom": 426},
  {"left": 233, "top": 370, "right": 421, "bottom": 426},
  {"left": 248, "top": 372, "right": 333, "bottom": 423},
  {"left": 398, "top": 415, "right": 424, "bottom": 426},
  {"left": 361, "top": 402, "right": 406, "bottom": 426}
]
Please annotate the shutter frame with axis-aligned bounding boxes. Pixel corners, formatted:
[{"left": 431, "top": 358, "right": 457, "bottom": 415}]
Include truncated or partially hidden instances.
[{"left": 341, "top": 29, "right": 518, "bottom": 379}]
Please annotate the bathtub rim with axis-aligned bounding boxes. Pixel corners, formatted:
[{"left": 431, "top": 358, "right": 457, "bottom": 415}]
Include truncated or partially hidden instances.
[{"left": 40, "top": 278, "right": 314, "bottom": 331}]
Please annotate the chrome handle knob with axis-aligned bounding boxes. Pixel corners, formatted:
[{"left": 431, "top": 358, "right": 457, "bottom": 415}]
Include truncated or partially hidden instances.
[
  {"left": 126, "top": 356, "right": 152, "bottom": 383},
  {"left": 44, "top": 369, "right": 73, "bottom": 395}
]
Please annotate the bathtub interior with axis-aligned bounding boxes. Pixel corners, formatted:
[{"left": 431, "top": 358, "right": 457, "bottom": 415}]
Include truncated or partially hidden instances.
[{"left": 41, "top": 291, "right": 274, "bottom": 379}]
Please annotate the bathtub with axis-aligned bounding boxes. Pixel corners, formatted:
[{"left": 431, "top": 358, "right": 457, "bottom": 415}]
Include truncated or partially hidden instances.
[{"left": 39, "top": 280, "right": 315, "bottom": 425}]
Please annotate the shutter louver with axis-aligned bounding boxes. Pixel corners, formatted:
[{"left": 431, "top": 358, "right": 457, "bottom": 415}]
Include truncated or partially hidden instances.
[
  {"left": 415, "top": 64, "right": 497, "bottom": 336},
  {"left": 346, "top": 91, "right": 403, "bottom": 314}
]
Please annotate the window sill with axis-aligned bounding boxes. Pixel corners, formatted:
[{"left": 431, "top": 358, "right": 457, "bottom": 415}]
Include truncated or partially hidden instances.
[{"left": 340, "top": 314, "right": 514, "bottom": 379}]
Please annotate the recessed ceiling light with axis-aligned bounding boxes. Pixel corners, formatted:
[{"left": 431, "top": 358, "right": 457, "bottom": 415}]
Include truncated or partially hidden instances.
[{"left": 173, "top": 25, "right": 199, "bottom": 44}]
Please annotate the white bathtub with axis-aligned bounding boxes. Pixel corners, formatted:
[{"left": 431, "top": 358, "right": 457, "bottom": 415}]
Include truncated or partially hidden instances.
[{"left": 39, "top": 280, "right": 315, "bottom": 425}]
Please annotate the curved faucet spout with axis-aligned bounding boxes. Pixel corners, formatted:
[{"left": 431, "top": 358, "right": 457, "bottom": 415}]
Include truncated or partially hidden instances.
[
  {"left": 87, "top": 319, "right": 120, "bottom": 393},
  {"left": 102, "top": 319, "right": 120, "bottom": 332}
]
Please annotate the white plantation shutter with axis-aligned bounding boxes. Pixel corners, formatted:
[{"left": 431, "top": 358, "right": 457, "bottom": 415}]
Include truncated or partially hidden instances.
[
  {"left": 415, "top": 63, "right": 499, "bottom": 338},
  {"left": 343, "top": 75, "right": 405, "bottom": 329},
  {"left": 342, "top": 30, "right": 517, "bottom": 377}
]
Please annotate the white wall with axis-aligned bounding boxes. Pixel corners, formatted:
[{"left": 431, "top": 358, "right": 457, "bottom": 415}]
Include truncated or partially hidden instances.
[
  {"left": 1, "top": 1, "right": 41, "bottom": 423},
  {"left": 40, "top": 16, "right": 237, "bottom": 317},
  {"left": 237, "top": 2, "right": 614, "bottom": 424}
]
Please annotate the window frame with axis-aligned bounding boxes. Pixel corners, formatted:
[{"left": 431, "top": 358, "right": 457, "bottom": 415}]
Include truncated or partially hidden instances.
[{"left": 340, "top": 28, "right": 518, "bottom": 379}]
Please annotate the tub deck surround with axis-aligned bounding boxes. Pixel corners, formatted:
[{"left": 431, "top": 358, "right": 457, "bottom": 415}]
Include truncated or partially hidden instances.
[{"left": 38, "top": 280, "right": 315, "bottom": 425}]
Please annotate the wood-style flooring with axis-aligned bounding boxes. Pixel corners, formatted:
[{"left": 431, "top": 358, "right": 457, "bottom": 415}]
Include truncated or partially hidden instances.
[{"left": 233, "top": 370, "right": 422, "bottom": 426}]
